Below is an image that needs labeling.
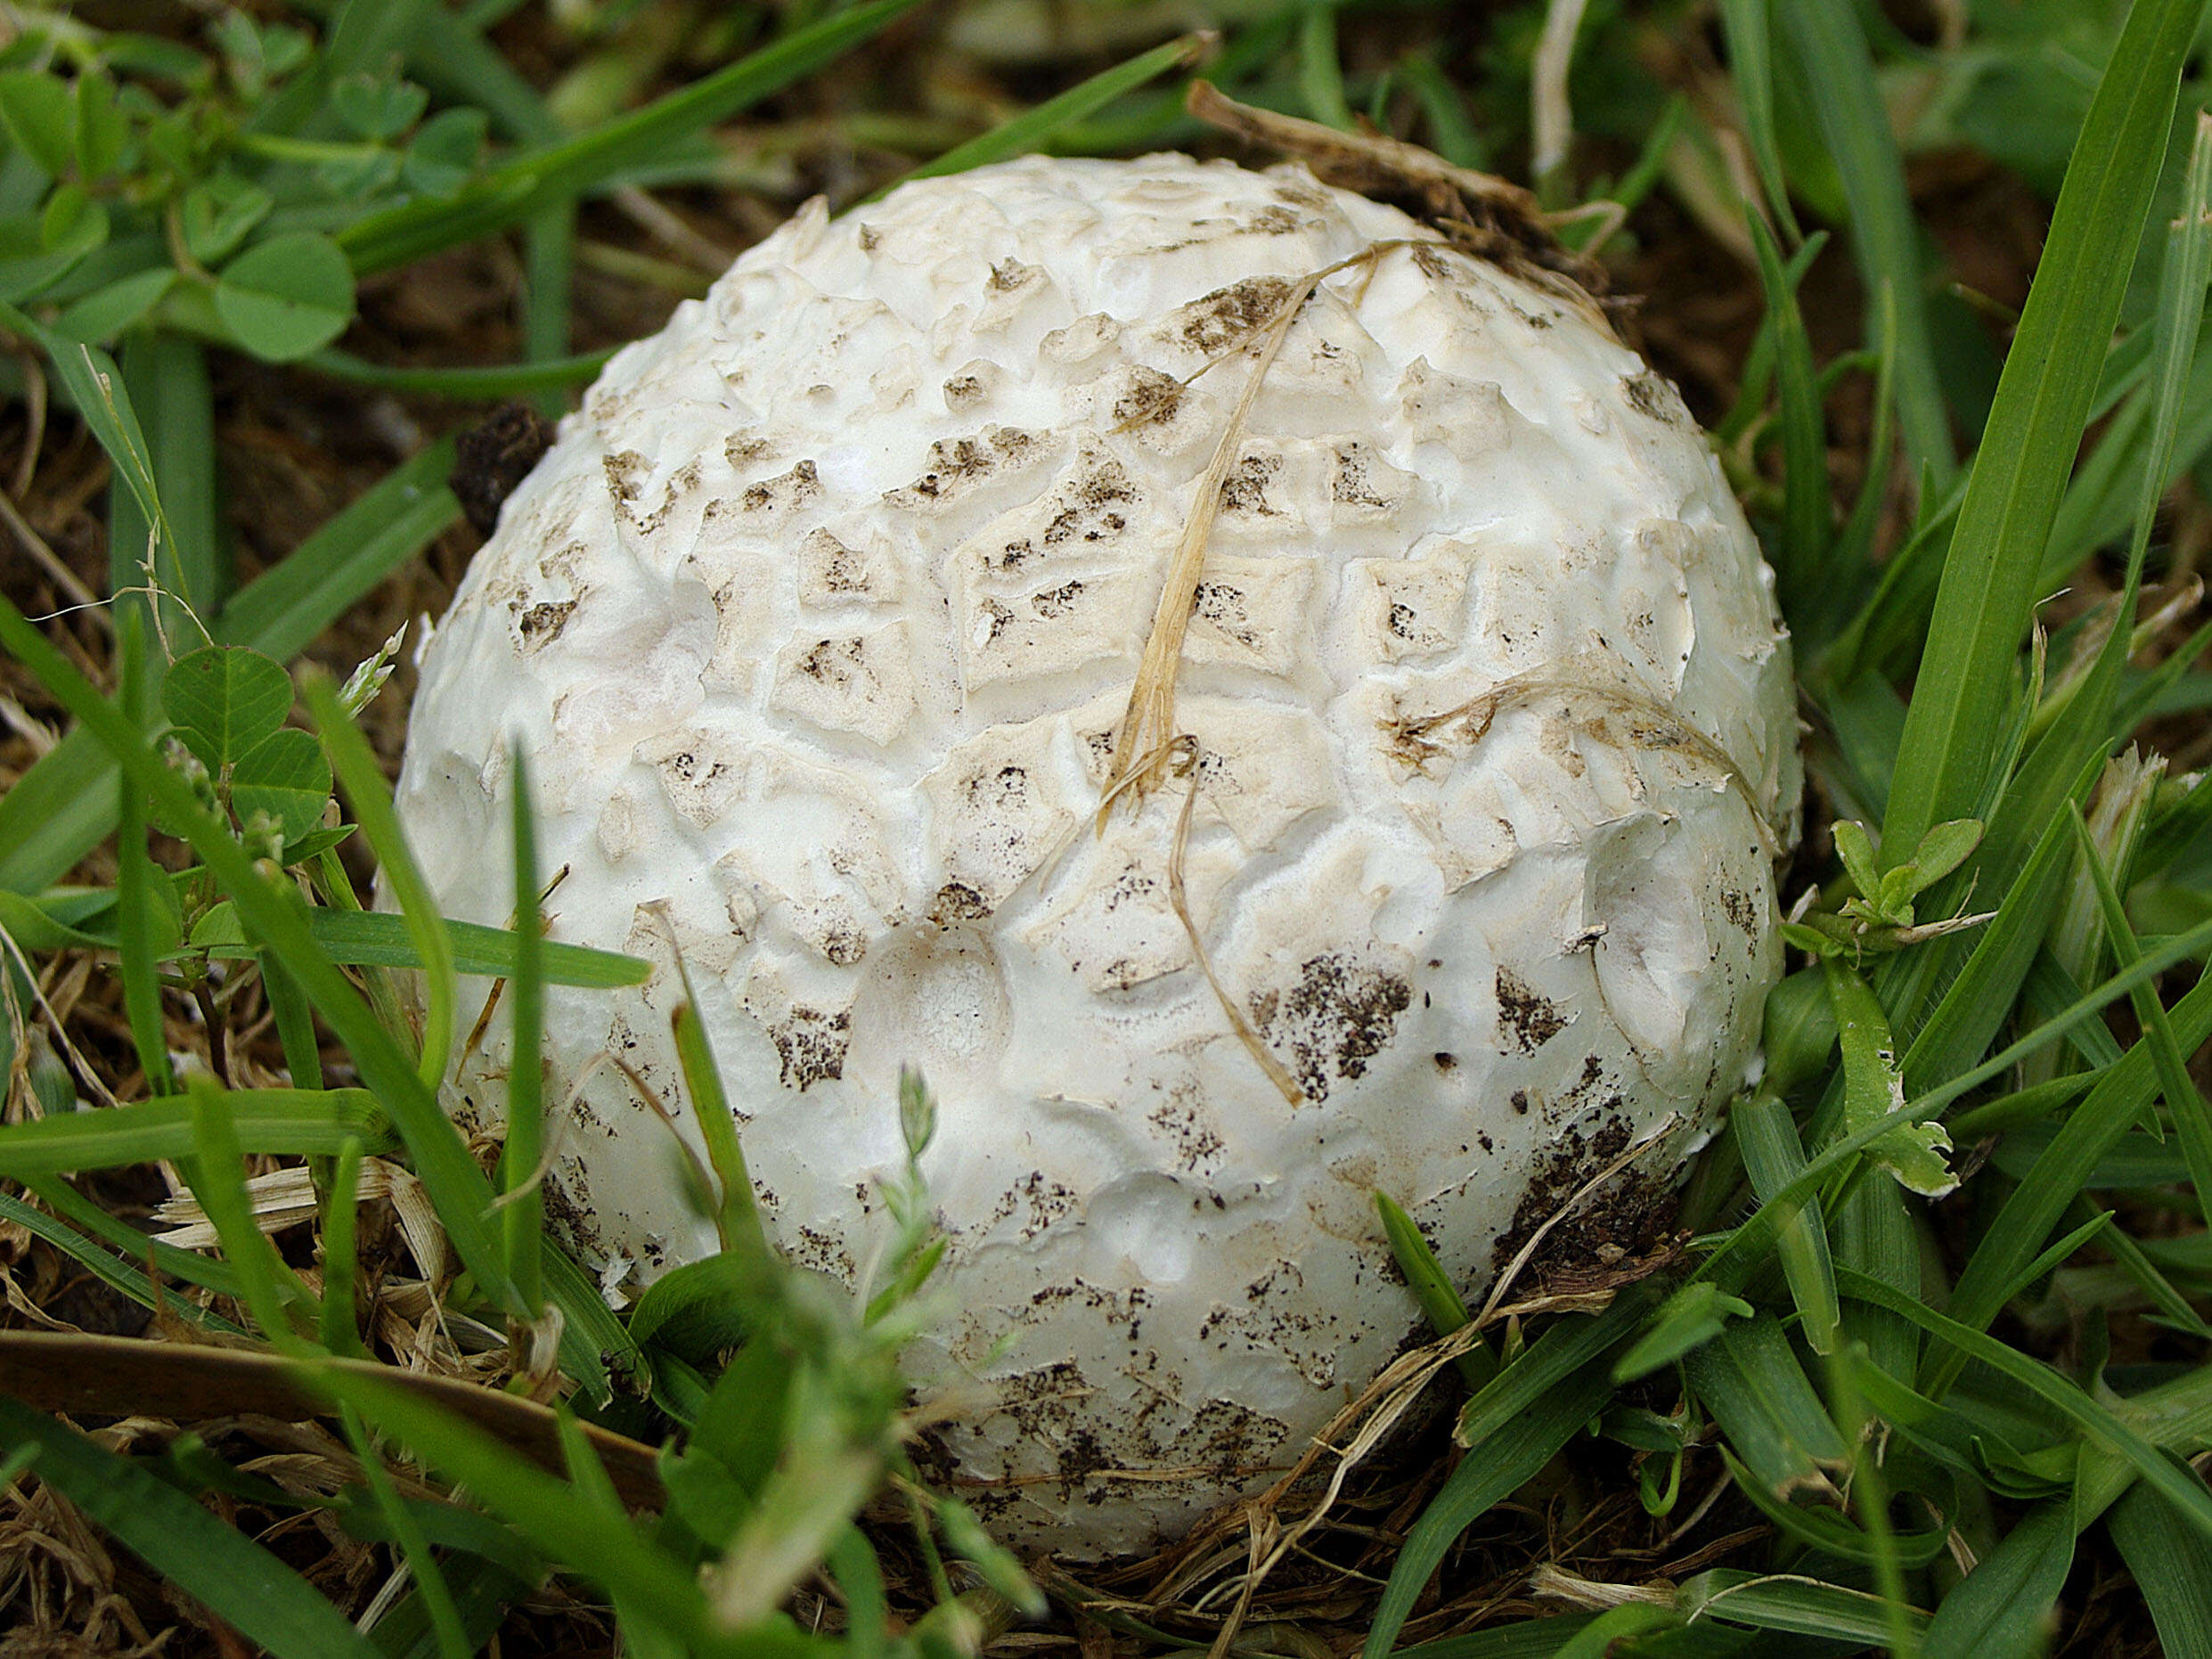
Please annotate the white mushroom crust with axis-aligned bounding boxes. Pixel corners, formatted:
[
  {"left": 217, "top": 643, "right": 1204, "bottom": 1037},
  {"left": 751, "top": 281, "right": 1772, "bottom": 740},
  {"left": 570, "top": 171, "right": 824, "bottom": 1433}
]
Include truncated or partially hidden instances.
[{"left": 394, "top": 153, "right": 1800, "bottom": 1554}]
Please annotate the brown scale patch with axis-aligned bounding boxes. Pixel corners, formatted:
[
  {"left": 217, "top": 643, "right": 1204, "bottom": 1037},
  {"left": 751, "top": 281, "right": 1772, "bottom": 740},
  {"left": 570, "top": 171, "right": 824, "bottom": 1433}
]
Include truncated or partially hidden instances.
[
  {"left": 1113, "top": 366, "right": 1184, "bottom": 429},
  {"left": 1495, "top": 968, "right": 1568, "bottom": 1053},
  {"left": 855, "top": 225, "right": 879, "bottom": 253},
  {"left": 1720, "top": 887, "right": 1760, "bottom": 940},
  {"left": 1042, "top": 456, "right": 1137, "bottom": 545},
  {"left": 987, "top": 1171, "right": 1079, "bottom": 1240},
  {"left": 928, "top": 881, "right": 992, "bottom": 924},
  {"left": 889, "top": 428, "right": 1037, "bottom": 503},
  {"left": 513, "top": 598, "right": 576, "bottom": 650},
  {"left": 740, "top": 458, "right": 820, "bottom": 512},
  {"left": 943, "top": 373, "right": 986, "bottom": 409},
  {"left": 1621, "top": 371, "right": 1686, "bottom": 425},
  {"left": 1030, "top": 579, "right": 1085, "bottom": 618},
  {"left": 1218, "top": 450, "right": 1282, "bottom": 514},
  {"left": 1489, "top": 1117, "right": 1675, "bottom": 1281},
  {"left": 537, "top": 1164, "right": 607, "bottom": 1262},
  {"left": 770, "top": 1005, "right": 850, "bottom": 1090},
  {"left": 1331, "top": 443, "right": 1392, "bottom": 508},
  {"left": 1250, "top": 953, "right": 1412, "bottom": 1103},
  {"left": 1175, "top": 275, "right": 1294, "bottom": 356}
]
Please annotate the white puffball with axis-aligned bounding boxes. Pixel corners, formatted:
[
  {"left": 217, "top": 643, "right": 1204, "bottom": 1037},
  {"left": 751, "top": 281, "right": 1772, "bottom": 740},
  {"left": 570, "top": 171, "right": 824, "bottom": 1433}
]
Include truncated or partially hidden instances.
[{"left": 394, "top": 153, "right": 1800, "bottom": 1555}]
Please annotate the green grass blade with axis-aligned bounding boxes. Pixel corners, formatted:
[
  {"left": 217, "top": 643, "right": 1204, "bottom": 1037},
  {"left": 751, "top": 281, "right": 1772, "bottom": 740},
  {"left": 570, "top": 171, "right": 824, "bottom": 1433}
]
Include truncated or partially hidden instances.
[
  {"left": 890, "top": 33, "right": 1209, "bottom": 192},
  {"left": 113, "top": 608, "right": 172, "bottom": 1097},
  {"left": 17, "top": 1173, "right": 247, "bottom": 1301},
  {"left": 1747, "top": 211, "right": 1830, "bottom": 631},
  {"left": 339, "top": 0, "right": 926, "bottom": 275},
  {"left": 1681, "top": 1313, "right": 1848, "bottom": 1499},
  {"left": 1683, "top": 1568, "right": 1928, "bottom": 1643},
  {"left": 0, "top": 1398, "right": 380, "bottom": 1657},
  {"left": 196, "top": 904, "right": 649, "bottom": 987},
  {"left": 322, "top": 1135, "right": 367, "bottom": 1358},
  {"left": 1297, "top": 8, "right": 1352, "bottom": 132},
  {"left": 1716, "top": 0, "right": 1800, "bottom": 241},
  {"left": 1879, "top": 0, "right": 2201, "bottom": 861},
  {"left": 264, "top": 952, "right": 325, "bottom": 1091},
  {"left": 1375, "top": 1189, "right": 1496, "bottom": 1389},
  {"left": 1775, "top": 1, "right": 1953, "bottom": 490},
  {"left": 0, "top": 1088, "right": 387, "bottom": 1173},
  {"left": 2072, "top": 804, "right": 2212, "bottom": 1208},
  {"left": 304, "top": 348, "right": 613, "bottom": 397},
  {"left": 671, "top": 993, "right": 770, "bottom": 1270},
  {"left": 1917, "top": 1498, "right": 2074, "bottom": 1659},
  {"left": 128, "top": 331, "right": 225, "bottom": 614},
  {"left": 1731, "top": 1092, "right": 1838, "bottom": 1353},
  {"left": 305, "top": 672, "right": 454, "bottom": 1097},
  {"left": 499, "top": 750, "right": 544, "bottom": 1319},
  {"left": 0, "top": 1185, "right": 246, "bottom": 1334},
  {"left": 0, "top": 592, "right": 520, "bottom": 1319},
  {"left": 2110, "top": 1480, "right": 2212, "bottom": 1659},
  {"left": 185, "top": 1075, "right": 314, "bottom": 1345}
]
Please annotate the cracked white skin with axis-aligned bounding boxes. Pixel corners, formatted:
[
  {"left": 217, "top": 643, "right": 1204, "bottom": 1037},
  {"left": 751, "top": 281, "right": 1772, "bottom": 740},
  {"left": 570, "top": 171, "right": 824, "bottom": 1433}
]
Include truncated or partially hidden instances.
[{"left": 394, "top": 154, "right": 1801, "bottom": 1555}]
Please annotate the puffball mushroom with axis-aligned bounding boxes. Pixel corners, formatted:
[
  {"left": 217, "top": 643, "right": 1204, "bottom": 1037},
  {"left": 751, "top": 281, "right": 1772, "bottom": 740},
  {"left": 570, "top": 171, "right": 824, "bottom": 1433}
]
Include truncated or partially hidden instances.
[{"left": 394, "top": 152, "right": 1800, "bottom": 1554}]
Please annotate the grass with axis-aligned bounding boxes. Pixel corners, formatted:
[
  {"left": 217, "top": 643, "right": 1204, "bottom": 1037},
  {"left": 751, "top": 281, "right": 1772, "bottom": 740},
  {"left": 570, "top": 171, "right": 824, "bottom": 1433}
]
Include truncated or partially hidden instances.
[{"left": 0, "top": 1, "right": 2210, "bottom": 1655}]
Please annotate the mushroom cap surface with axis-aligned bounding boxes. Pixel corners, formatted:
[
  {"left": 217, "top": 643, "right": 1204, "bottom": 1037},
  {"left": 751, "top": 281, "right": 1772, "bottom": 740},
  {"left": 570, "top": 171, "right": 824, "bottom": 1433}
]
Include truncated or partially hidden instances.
[{"left": 394, "top": 152, "right": 1800, "bottom": 1554}]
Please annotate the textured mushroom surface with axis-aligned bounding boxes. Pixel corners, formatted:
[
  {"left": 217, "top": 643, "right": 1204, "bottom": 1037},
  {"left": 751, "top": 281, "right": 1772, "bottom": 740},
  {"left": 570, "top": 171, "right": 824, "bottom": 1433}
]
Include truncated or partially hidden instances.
[{"left": 395, "top": 153, "right": 1800, "bottom": 1553}]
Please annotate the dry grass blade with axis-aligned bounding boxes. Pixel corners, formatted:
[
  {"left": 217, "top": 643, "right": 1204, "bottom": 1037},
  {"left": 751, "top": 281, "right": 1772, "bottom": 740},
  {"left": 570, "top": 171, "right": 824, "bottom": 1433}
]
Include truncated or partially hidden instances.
[
  {"left": 0, "top": 1331, "right": 665, "bottom": 1506},
  {"left": 1185, "top": 80, "right": 1612, "bottom": 323},
  {"left": 1102, "top": 265, "right": 1325, "bottom": 811}
]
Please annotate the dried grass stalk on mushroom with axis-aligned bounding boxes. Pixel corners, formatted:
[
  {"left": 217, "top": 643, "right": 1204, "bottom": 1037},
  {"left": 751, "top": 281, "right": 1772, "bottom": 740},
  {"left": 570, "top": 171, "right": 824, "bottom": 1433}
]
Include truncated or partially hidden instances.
[{"left": 391, "top": 87, "right": 1801, "bottom": 1556}]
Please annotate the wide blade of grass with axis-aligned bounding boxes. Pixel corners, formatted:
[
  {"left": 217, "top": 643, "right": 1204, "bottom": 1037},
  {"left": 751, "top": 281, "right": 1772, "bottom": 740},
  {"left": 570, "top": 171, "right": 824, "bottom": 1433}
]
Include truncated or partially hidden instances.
[
  {"left": 2110, "top": 1480, "right": 2212, "bottom": 1658},
  {"left": 498, "top": 751, "right": 544, "bottom": 1319},
  {"left": 1683, "top": 1568, "right": 1929, "bottom": 1643},
  {"left": 305, "top": 347, "right": 613, "bottom": 397},
  {"left": 1918, "top": 1498, "right": 2075, "bottom": 1659},
  {"left": 0, "top": 1087, "right": 387, "bottom": 1173},
  {"left": 193, "top": 903, "right": 649, "bottom": 987},
  {"left": 112, "top": 608, "right": 172, "bottom": 1098},
  {"left": 1747, "top": 211, "right": 1830, "bottom": 632},
  {"left": 1775, "top": 0, "right": 1953, "bottom": 491},
  {"left": 0, "top": 1397, "right": 380, "bottom": 1657},
  {"left": 1879, "top": 0, "right": 2200, "bottom": 861},
  {"left": 1680, "top": 1313, "right": 1848, "bottom": 1500},
  {"left": 339, "top": 0, "right": 926, "bottom": 275},
  {"left": 1376, "top": 1189, "right": 1496, "bottom": 1389}
]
